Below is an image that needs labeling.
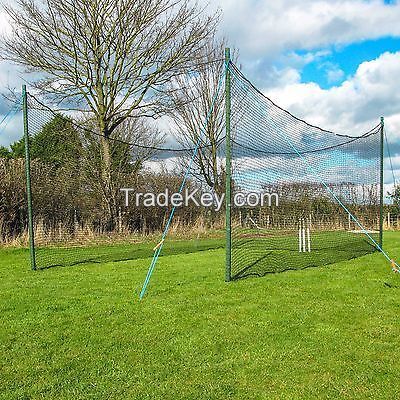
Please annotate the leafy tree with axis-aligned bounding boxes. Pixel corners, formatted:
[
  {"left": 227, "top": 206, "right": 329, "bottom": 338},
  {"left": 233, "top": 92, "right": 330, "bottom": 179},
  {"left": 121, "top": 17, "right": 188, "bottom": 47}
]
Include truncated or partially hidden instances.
[
  {"left": 0, "top": 146, "right": 11, "bottom": 159},
  {"left": 31, "top": 115, "right": 82, "bottom": 168},
  {"left": 9, "top": 139, "right": 25, "bottom": 158},
  {"left": 6, "top": 114, "right": 81, "bottom": 167}
]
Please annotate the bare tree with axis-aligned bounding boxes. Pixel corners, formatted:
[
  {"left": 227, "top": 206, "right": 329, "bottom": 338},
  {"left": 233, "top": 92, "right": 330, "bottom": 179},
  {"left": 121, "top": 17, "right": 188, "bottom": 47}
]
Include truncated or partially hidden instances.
[
  {"left": 169, "top": 38, "right": 230, "bottom": 195},
  {"left": 80, "top": 117, "right": 164, "bottom": 226},
  {"left": 1, "top": 0, "right": 218, "bottom": 227}
]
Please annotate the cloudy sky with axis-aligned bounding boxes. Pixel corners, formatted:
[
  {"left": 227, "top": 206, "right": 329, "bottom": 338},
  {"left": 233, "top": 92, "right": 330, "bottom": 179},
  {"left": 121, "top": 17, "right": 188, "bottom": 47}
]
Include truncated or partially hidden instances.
[
  {"left": 214, "top": 0, "right": 400, "bottom": 190},
  {"left": 1, "top": 0, "right": 400, "bottom": 188}
]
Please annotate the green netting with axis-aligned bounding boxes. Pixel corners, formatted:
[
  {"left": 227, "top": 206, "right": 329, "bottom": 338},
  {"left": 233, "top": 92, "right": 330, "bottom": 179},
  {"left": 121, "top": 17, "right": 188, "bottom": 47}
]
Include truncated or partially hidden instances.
[
  {"left": 24, "top": 59, "right": 383, "bottom": 276},
  {"left": 227, "top": 62, "right": 382, "bottom": 279},
  {"left": 34, "top": 239, "right": 224, "bottom": 269},
  {"left": 25, "top": 94, "right": 224, "bottom": 269}
]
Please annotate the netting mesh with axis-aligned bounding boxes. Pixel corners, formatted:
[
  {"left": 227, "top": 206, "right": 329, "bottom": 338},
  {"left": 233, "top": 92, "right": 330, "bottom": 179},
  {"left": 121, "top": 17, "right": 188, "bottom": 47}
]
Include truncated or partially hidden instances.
[
  {"left": 23, "top": 60, "right": 382, "bottom": 275},
  {"left": 227, "top": 63, "right": 382, "bottom": 279},
  {"left": 26, "top": 95, "right": 224, "bottom": 269}
]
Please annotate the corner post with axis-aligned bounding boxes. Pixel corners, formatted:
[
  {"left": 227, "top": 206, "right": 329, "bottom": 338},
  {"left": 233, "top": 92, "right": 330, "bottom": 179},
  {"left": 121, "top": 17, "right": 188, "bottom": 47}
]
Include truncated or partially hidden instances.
[
  {"left": 225, "top": 48, "right": 232, "bottom": 282},
  {"left": 379, "top": 116, "right": 384, "bottom": 249},
  {"left": 23, "top": 85, "right": 36, "bottom": 270}
]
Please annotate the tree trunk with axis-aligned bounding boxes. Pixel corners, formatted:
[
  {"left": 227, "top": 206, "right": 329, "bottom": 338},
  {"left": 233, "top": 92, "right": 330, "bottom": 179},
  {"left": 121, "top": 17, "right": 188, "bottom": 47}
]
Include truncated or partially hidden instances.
[{"left": 100, "top": 134, "right": 117, "bottom": 231}]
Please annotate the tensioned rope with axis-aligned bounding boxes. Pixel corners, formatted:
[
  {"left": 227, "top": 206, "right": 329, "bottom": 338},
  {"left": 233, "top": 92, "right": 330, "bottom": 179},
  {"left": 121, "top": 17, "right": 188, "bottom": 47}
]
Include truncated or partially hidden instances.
[
  {"left": 228, "top": 62, "right": 400, "bottom": 274},
  {"left": 139, "top": 64, "right": 228, "bottom": 300},
  {"left": 228, "top": 63, "right": 381, "bottom": 137}
]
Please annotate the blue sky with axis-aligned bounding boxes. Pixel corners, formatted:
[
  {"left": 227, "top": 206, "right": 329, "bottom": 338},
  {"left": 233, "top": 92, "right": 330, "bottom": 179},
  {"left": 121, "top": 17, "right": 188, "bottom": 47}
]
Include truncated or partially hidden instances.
[{"left": 300, "top": 37, "right": 400, "bottom": 89}]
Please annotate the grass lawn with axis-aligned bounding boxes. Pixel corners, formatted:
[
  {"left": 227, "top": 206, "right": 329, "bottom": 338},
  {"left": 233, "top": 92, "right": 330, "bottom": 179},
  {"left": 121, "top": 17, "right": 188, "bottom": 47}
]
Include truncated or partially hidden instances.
[
  {"left": 34, "top": 237, "right": 225, "bottom": 269},
  {"left": 232, "top": 230, "right": 379, "bottom": 278},
  {"left": 1, "top": 232, "right": 400, "bottom": 399}
]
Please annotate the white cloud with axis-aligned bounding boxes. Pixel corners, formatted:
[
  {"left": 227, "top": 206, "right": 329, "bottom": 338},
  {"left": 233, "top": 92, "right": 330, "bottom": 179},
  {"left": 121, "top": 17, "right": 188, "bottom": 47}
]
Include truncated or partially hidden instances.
[
  {"left": 252, "top": 51, "right": 400, "bottom": 185},
  {"left": 0, "top": 113, "right": 22, "bottom": 147},
  {"left": 214, "top": 0, "right": 400, "bottom": 57},
  {"left": 326, "top": 66, "right": 345, "bottom": 84},
  {"left": 0, "top": 10, "right": 12, "bottom": 35},
  {"left": 265, "top": 51, "right": 400, "bottom": 131}
]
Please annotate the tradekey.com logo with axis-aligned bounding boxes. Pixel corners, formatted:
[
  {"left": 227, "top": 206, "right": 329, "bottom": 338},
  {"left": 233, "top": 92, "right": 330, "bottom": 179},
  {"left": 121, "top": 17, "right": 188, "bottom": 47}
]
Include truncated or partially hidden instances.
[{"left": 121, "top": 188, "right": 279, "bottom": 211}]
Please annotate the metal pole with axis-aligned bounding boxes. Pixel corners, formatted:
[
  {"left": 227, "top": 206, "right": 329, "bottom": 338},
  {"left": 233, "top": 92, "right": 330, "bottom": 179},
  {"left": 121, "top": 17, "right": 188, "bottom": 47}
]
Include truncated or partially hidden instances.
[
  {"left": 225, "top": 48, "right": 232, "bottom": 282},
  {"left": 379, "top": 116, "right": 384, "bottom": 249},
  {"left": 23, "top": 85, "right": 36, "bottom": 270}
]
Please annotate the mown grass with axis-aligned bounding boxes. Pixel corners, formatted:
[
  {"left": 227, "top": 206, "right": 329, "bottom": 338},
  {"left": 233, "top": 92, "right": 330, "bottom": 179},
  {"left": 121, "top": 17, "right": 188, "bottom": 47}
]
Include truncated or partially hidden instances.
[
  {"left": 34, "top": 236, "right": 225, "bottom": 269},
  {"left": 1, "top": 232, "right": 400, "bottom": 399},
  {"left": 232, "top": 230, "right": 378, "bottom": 277}
]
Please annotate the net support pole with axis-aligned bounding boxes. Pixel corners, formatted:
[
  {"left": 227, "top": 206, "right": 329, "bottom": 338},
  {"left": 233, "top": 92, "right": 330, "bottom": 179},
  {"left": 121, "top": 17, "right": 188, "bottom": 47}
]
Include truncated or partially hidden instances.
[
  {"left": 379, "top": 116, "right": 385, "bottom": 249},
  {"left": 225, "top": 48, "right": 232, "bottom": 282},
  {"left": 23, "top": 85, "right": 36, "bottom": 271}
]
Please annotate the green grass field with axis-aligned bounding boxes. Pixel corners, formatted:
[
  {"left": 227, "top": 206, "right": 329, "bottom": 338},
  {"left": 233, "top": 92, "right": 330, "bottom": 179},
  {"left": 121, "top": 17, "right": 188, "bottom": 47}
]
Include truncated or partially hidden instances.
[
  {"left": 1, "top": 232, "right": 400, "bottom": 399},
  {"left": 232, "top": 229, "right": 379, "bottom": 278}
]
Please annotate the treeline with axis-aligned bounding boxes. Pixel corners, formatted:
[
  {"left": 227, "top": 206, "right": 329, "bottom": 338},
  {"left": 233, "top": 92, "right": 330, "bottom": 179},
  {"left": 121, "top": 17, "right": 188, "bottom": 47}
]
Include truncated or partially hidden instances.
[
  {"left": 0, "top": 114, "right": 222, "bottom": 245},
  {"left": 0, "top": 113, "right": 394, "bottom": 245},
  {"left": 233, "top": 181, "right": 382, "bottom": 233}
]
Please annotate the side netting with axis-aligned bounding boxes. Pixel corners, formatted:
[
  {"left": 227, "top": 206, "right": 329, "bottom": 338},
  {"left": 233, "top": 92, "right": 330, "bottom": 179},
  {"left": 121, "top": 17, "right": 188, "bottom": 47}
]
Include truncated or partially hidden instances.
[
  {"left": 227, "top": 62, "right": 383, "bottom": 280},
  {"left": 25, "top": 94, "right": 225, "bottom": 270}
]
